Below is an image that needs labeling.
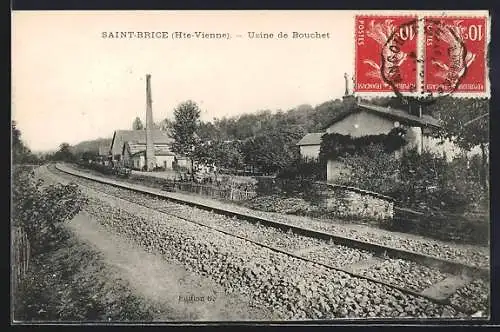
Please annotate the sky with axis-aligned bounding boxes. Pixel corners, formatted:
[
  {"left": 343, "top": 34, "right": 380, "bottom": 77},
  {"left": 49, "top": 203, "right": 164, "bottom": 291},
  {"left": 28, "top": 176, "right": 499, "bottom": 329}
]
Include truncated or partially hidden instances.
[{"left": 11, "top": 10, "right": 487, "bottom": 152}]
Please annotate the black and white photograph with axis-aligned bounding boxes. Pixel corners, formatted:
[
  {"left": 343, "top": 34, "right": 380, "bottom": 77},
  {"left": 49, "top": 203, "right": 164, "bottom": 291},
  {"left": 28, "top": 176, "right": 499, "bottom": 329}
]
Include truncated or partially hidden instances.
[{"left": 11, "top": 10, "right": 491, "bottom": 323}]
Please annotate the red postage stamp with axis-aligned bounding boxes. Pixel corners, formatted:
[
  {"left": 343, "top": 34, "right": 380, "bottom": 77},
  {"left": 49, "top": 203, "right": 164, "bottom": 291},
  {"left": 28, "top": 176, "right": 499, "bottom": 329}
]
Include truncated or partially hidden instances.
[
  {"left": 354, "top": 15, "right": 418, "bottom": 94},
  {"left": 423, "top": 16, "right": 488, "bottom": 94}
]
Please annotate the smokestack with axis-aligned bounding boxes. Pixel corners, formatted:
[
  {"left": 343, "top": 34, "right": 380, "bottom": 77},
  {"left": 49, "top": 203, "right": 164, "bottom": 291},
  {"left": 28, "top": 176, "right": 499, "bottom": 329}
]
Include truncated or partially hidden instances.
[{"left": 145, "top": 74, "right": 156, "bottom": 171}]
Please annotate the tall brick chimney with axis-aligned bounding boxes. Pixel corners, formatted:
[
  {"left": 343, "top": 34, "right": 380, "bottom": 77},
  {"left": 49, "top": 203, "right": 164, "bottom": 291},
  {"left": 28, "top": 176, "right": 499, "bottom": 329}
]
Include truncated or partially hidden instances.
[{"left": 145, "top": 74, "right": 156, "bottom": 171}]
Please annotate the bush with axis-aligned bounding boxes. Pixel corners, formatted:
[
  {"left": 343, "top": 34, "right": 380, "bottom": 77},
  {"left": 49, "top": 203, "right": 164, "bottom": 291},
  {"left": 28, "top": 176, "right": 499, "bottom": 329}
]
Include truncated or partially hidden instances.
[
  {"left": 319, "top": 128, "right": 407, "bottom": 161},
  {"left": 76, "top": 161, "right": 131, "bottom": 178},
  {"left": 337, "top": 144, "right": 400, "bottom": 195},
  {"left": 337, "top": 146, "right": 487, "bottom": 214},
  {"left": 276, "top": 157, "right": 326, "bottom": 181},
  {"left": 12, "top": 166, "right": 88, "bottom": 255}
]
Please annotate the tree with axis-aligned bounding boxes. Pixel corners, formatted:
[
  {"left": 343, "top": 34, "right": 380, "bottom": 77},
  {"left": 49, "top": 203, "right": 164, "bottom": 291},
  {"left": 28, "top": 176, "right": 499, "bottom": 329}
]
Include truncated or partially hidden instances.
[
  {"left": 52, "top": 143, "right": 75, "bottom": 162},
  {"left": 197, "top": 121, "right": 221, "bottom": 141},
  {"left": 194, "top": 140, "right": 244, "bottom": 171},
  {"left": 12, "top": 121, "right": 38, "bottom": 164},
  {"left": 427, "top": 97, "right": 489, "bottom": 188},
  {"left": 158, "top": 118, "right": 174, "bottom": 132},
  {"left": 80, "top": 151, "right": 98, "bottom": 162},
  {"left": 171, "top": 100, "right": 201, "bottom": 178},
  {"left": 132, "top": 117, "right": 144, "bottom": 130}
]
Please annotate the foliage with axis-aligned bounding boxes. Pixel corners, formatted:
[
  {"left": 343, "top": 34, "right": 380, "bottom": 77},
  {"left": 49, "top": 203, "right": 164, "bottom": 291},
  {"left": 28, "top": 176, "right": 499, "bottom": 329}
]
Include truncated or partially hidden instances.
[
  {"left": 77, "top": 161, "right": 131, "bottom": 178},
  {"left": 12, "top": 121, "right": 40, "bottom": 164},
  {"left": 319, "top": 127, "right": 408, "bottom": 162},
  {"left": 428, "top": 97, "right": 489, "bottom": 150},
  {"left": 14, "top": 234, "right": 154, "bottom": 321},
  {"left": 396, "top": 149, "right": 486, "bottom": 212},
  {"left": 171, "top": 100, "right": 201, "bottom": 158},
  {"left": 241, "top": 126, "right": 305, "bottom": 174},
  {"left": 50, "top": 143, "right": 76, "bottom": 162},
  {"left": 428, "top": 97, "right": 489, "bottom": 188},
  {"left": 158, "top": 118, "right": 174, "bottom": 132},
  {"left": 337, "top": 147, "right": 487, "bottom": 213},
  {"left": 79, "top": 151, "right": 99, "bottom": 162},
  {"left": 163, "top": 99, "right": 347, "bottom": 174},
  {"left": 132, "top": 117, "right": 144, "bottom": 130},
  {"left": 337, "top": 144, "right": 401, "bottom": 195},
  {"left": 193, "top": 140, "right": 245, "bottom": 170},
  {"left": 276, "top": 157, "right": 326, "bottom": 181},
  {"left": 12, "top": 166, "right": 87, "bottom": 255},
  {"left": 70, "top": 137, "right": 112, "bottom": 157}
]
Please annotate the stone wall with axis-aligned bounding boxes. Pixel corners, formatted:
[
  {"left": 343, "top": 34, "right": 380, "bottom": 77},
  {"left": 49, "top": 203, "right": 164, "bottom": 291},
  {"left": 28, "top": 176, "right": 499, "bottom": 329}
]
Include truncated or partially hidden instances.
[
  {"left": 319, "top": 183, "right": 394, "bottom": 221},
  {"left": 256, "top": 178, "right": 395, "bottom": 221}
]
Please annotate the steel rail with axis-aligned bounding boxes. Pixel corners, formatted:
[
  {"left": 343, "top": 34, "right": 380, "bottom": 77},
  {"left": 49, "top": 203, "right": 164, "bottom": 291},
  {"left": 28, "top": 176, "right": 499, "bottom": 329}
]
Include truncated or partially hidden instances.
[
  {"left": 54, "top": 164, "right": 489, "bottom": 280},
  {"left": 48, "top": 164, "right": 490, "bottom": 316},
  {"left": 48, "top": 164, "right": 488, "bottom": 316}
]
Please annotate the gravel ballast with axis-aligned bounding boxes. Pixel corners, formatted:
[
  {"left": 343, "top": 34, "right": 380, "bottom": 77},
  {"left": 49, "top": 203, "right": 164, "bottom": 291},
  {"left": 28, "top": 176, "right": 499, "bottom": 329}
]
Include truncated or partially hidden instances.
[
  {"left": 47, "top": 166, "right": 491, "bottom": 318},
  {"left": 55, "top": 165, "right": 490, "bottom": 269},
  {"left": 302, "top": 245, "right": 373, "bottom": 269},
  {"left": 361, "top": 259, "right": 451, "bottom": 292},
  {"left": 63, "top": 184, "right": 485, "bottom": 318},
  {"left": 83, "top": 194, "right": 462, "bottom": 319}
]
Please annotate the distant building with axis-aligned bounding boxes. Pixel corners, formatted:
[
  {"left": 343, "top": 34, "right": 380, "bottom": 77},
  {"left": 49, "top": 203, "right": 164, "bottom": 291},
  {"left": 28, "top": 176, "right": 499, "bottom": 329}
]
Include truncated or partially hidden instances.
[
  {"left": 122, "top": 141, "right": 176, "bottom": 170},
  {"left": 97, "top": 145, "right": 110, "bottom": 165},
  {"left": 296, "top": 96, "right": 463, "bottom": 182},
  {"left": 109, "top": 129, "right": 173, "bottom": 167},
  {"left": 296, "top": 133, "right": 325, "bottom": 160}
]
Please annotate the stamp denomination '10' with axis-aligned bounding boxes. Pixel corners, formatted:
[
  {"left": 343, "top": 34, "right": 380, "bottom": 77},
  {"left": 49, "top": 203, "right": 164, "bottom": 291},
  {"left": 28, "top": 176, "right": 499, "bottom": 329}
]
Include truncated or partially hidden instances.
[
  {"left": 354, "top": 14, "right": 488, "bottom": 97},
  {"left": 424, "top": 17, "right": 487, "bottom": 94},
  {"left": 355, "top": 16, "right": 418, "bottom": 94}
]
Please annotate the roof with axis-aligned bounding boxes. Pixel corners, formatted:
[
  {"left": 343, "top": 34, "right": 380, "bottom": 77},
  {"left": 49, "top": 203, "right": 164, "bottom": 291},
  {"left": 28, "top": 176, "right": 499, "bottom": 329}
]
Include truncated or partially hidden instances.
[
  {"left": 123, "top": 142, "right": 175, "bottom": 157},
  {"left": 322, "top": 101, "right": 441, "bottom": 131},
  {"left": 296, "top": 133, "right": 325, "bottom": 146},
  {"left": 114, "top": 129, "right": 173, "bottom": 144},
  {"left": 110, "top": 129, "right": 173, "bottom": 155}
]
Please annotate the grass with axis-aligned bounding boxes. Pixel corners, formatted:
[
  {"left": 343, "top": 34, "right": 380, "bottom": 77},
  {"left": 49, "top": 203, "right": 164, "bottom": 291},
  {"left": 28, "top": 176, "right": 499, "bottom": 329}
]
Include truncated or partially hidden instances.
[{"left": 12, "top": 227, "right": 154, "bottom": 322}]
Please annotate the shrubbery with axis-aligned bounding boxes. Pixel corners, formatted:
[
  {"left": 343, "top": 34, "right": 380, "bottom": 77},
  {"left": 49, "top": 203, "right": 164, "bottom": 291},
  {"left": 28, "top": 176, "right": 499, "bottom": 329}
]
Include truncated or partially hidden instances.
[
  {"left": 338, "top": 145, "right": 487, "bottom": 214},
  {"left": 276, "top": 158, "right": 326, "bottom": 181},
  {"left": 13, "top": 165, "right": 88, "bottom": 316},
  {"left": 77, "top": 161, "right": 131, "bottom": 178},
  {"left": 319, "top": 128, "right": 407, "bottom": 161},
  {"left": 12, "top": 166, "right": 87, "bottom": 254}
]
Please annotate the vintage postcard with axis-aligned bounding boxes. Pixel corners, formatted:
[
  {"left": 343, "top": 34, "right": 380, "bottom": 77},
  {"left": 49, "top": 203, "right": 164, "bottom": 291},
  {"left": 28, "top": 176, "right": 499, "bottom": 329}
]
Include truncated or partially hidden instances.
[{"left": 11, "top": 10, "right": 491, "bottom": 323}]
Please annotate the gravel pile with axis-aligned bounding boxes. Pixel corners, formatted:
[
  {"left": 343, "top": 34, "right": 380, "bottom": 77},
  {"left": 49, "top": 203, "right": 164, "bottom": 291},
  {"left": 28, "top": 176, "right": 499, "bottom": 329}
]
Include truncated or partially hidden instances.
[
  {"left": 79, "top": 190, "right": 470, "bottom": 319},
  {"left": 448, "top": 279, "right": 490, "bottom": 315},
  {"left": 361, "top": 259, "right": 451, "bottom": 292},
  {"left": 55, "top": 166, "right": 489, "bottom": 269},
  {"left": 302, "top": 245, "right": 373, "bottom": 268}
]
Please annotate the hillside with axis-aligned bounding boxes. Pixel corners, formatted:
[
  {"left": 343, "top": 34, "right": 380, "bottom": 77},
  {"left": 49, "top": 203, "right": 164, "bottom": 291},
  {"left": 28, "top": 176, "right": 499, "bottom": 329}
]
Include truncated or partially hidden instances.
[{"left": 71, "top": 138, "right": 112, "bottom": 155}]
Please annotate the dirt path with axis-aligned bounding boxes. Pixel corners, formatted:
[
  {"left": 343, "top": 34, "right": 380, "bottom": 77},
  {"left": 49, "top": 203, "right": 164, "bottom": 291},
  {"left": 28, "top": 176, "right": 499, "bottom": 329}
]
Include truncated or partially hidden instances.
[{"left": 64, "top": 210, "right": 274, "bottom": 321}]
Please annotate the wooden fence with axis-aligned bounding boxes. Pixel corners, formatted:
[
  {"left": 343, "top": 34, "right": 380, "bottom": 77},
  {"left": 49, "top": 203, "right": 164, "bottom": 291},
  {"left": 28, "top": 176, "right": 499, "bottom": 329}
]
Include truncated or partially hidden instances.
[
  {"left": 12, "top": 227, "right": 30, "bottom": 290},
  {"left": 172, "top": 182, "right": 257, "bottom": 201}
]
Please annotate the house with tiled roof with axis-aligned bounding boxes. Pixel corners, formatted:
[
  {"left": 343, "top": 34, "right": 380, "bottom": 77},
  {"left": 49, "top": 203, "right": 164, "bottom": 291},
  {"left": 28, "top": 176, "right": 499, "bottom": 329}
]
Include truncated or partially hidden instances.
[
  {"left": 109, "top": 129, "right": 175, "bottom": 169},
  {"left": 297, "top": 95, "right": 461, "bottom": 181},
  {"left": 109, "top": 129, "right": 173, "bottom": 158},
  {"left": 122, "top": 141, "right": 176, "bottom": 170}
]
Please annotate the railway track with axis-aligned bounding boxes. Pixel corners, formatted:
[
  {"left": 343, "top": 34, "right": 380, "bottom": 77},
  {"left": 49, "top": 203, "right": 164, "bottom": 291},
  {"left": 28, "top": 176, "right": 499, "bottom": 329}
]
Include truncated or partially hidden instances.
[{"left": 47, "top": 164, "right": 490, "bottom": 318}]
